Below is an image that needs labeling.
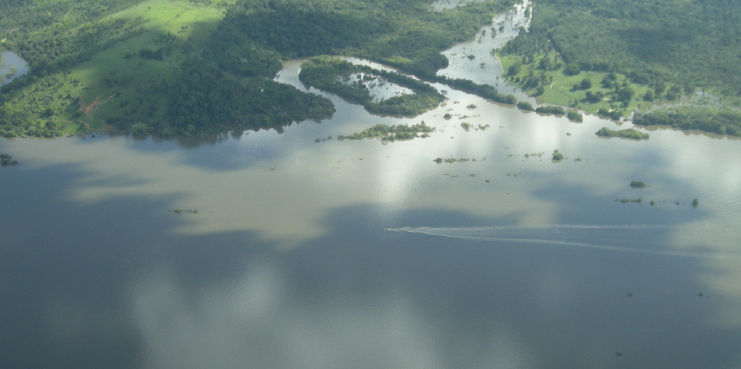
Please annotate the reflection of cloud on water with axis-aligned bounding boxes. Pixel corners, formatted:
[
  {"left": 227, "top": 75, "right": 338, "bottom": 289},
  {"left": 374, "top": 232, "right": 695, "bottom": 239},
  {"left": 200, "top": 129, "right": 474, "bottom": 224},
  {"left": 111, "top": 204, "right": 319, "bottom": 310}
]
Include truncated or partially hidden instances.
[
  {"left": 131, "top": 262, "right": 530, "bottom": 369},
  {"left": 639, "top": 128, "right": 741, "bottom": 326}
]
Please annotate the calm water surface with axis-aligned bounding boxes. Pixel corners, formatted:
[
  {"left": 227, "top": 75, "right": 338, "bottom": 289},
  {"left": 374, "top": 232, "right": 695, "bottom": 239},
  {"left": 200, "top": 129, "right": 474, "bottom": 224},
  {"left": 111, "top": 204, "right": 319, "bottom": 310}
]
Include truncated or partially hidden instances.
[
  {"left": 1, "top": 4, "right": 741, "bottom": 369},
  {"left": 0, "top": 51, "right": 29, "bottom": 86}
]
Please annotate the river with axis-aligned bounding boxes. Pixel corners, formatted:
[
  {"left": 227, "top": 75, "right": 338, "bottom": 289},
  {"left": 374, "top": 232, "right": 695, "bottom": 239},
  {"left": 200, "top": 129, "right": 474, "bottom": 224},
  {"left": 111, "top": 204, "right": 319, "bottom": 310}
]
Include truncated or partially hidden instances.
[{"left": 1, "top": 3, "right": 741, "bottom": 369}]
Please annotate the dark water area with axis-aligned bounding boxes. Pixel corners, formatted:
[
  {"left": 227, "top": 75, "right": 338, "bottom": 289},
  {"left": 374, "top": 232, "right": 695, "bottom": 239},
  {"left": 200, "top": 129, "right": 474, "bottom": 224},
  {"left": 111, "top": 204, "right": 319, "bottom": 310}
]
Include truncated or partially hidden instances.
[
  {"left": 1, "top": 156, "right": 739, "bottom": 368},
  {"left": 2, "top": 2, "right": 741, "bottom": 368}
]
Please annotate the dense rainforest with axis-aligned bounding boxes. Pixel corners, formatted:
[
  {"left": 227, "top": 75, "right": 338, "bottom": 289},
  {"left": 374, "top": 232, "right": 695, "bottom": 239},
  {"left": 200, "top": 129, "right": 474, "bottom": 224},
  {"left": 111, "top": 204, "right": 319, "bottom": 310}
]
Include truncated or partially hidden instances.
[
  {"left": 497, "top": 0, "right": 741, "bottom": 135},
  {"left": 0, "top": 0, "right": 512, "bottom": 138}
]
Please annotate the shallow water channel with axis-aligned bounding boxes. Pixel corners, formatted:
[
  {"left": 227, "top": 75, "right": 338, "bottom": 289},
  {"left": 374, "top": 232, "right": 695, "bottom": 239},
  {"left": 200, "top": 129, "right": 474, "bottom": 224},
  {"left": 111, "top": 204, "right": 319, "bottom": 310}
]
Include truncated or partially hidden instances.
[{"left": 2, "top": 3, "right": 741, "bottom": 368}]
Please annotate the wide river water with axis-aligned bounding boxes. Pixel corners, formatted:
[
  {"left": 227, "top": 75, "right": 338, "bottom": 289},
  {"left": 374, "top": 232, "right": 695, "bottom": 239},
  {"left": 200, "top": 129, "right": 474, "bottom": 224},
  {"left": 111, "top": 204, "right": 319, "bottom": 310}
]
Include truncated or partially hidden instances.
[{"left": 2, "top": 3, "right": 741, "bottom": 368}]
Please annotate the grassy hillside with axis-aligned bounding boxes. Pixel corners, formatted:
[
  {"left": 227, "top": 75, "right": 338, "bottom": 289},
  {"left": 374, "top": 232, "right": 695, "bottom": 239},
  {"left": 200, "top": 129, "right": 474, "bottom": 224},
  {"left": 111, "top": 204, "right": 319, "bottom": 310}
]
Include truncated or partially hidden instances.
[{"left": 0, "top": 0, "right": 514, "bottom": 138}]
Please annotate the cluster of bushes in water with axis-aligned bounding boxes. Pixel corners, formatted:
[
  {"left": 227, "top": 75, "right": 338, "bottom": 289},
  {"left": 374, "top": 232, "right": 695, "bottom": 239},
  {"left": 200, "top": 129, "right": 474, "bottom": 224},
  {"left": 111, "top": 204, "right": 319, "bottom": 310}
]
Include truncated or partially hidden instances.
[
  {"left": 616, "top": 197, "right": 643, "bottom": 203},
  {"left": 517, "top": 101, "right": 534, "bottom": 111},
  {"left": 0, "top": 153, "right": 19, "bottom": 167},
  {"left": 173, "top": 209, "right": 200, "bottom": 214},
  {"left": 434, "top": 157, "right": 484, "bottom": 164},
  {"left": 596, "top": 127, "right": 650, "bottom": 140},
  {"left": 337, "top": 122, "right": 434, "bottom": 142},
  {"left": 299, "top": 57, "right": 444, "bottom": 117},
  {"left": 630, "top": 180, "right": 647, "bottom": 188}
]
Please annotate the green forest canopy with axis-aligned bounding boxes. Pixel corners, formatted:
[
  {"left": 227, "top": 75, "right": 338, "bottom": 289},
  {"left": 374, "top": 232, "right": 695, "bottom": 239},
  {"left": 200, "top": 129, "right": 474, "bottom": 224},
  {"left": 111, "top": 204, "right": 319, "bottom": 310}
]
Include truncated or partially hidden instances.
[
  {"left": 528, "top": 0, "right": 741, "bottom": 99},
  {"left": 0, "top": 0, "right": 512, "bottom": 138},
  {"left": 496, "top": 0, "right": 741, "bottom": 136}
]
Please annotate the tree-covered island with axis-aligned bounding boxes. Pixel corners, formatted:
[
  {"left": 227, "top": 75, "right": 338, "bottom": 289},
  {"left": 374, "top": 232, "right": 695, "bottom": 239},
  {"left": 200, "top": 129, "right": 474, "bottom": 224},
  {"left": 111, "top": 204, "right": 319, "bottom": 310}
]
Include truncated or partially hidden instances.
[
  {"left": 337, "top": 122, "right": 435, "bottom": 142},
  {"left": 299, "top": 57, "right": 444, "bottom": 117},
  {"left": 596, "top": 127, "right": 650, "bottom": 140}
]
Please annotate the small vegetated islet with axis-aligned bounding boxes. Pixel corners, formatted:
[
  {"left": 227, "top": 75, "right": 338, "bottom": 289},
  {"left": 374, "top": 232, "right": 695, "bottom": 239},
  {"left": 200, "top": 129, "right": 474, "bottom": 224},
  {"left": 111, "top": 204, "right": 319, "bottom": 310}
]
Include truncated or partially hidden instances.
[
  {"left": 173, "top": 209, "right": 200, "bottom": 214},
  {"left": 596, "top": 127, "right": 650, "bottom": 140},
  {"left": 0, "top": 153, "right": 18, "bottom": 167},
  {"left": 434, "top": 157, "right": 479, "bottom": 164},
  {"left": 338, "top": 122, "right": 434, "bottom": 142},
  {"left": 616, "top": 197, "right": 643, "bottom": 204}
]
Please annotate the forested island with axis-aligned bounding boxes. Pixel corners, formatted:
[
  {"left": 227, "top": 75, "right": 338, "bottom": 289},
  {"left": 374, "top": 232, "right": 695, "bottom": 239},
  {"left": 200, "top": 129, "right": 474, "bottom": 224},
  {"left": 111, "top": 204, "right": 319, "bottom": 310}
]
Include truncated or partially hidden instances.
[
  {"left": 596, "top": 127, "right": 650, "bottom": 140},
  {"left": 337, "top": 122, "right": 435, "bottom": 142},
  {"left": 299, "top": 57, "right": 444, "bottom": 117},
  {"left": 0, "top": 0, "right": 513, "bottom": 138},
  {"left": 497, "top": 0, "right": 741, "bottom": 137}
]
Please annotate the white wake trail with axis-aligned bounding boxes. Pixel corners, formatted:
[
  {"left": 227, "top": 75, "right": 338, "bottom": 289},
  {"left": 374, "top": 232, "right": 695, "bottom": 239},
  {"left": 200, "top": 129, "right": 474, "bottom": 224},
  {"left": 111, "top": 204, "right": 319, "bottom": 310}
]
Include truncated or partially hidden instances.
[{"left": 388, "top": 224, "right": 738, "bottom": 259}]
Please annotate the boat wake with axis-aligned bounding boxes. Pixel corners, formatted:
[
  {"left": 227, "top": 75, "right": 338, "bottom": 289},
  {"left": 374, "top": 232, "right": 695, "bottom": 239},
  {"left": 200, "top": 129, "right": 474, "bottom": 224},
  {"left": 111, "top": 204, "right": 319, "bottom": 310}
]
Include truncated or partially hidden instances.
[{"left": 388, "top": 224, "right": 738, "bottom": 258}]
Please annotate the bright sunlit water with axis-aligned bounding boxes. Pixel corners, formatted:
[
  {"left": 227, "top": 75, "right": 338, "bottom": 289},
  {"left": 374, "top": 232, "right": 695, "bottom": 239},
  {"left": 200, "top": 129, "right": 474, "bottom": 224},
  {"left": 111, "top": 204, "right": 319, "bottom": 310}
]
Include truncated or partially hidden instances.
[{"left": 2, "top": 3, "right": 741, "bottom": 368}]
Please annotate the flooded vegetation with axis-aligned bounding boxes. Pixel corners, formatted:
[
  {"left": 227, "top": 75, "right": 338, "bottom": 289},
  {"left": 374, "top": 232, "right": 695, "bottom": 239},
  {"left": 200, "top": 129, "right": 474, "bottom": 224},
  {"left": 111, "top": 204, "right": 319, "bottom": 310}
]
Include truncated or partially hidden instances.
[
  {"left": 597, "top": 127, "right": 651, "bottom": 140},
  {"left": 337, "top": 122, "right": 435, "bottom": 142},
  {"left": 434, "top": 157, "right": 485, "bottom": 164},
  {"left": 616, "top": 197, "right": 643, "bottom": 204},
  {"left": 300, "top": 57, "right": 445, "bottom": 117},
  {"left": 0, "top": 153, "right": 18, "bottom": 166}
]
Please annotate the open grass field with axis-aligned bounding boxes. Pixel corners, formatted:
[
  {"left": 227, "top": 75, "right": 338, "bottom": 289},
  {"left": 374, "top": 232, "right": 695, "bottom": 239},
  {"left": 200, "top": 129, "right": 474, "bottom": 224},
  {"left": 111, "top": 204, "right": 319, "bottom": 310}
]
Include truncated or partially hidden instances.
[
  {"left": 498, "top": 53, "right": 654, "bottom": 118},
  {"left": 9, "top": 0, "right": 235, "bottom": 134}
]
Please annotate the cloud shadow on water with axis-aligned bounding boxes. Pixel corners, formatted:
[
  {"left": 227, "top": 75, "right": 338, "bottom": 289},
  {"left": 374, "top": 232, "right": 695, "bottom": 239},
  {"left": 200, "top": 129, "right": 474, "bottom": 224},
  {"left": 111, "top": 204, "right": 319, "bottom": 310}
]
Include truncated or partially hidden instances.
[{"left": 0, "top": 157, "right": 740, "bottom": 369}]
